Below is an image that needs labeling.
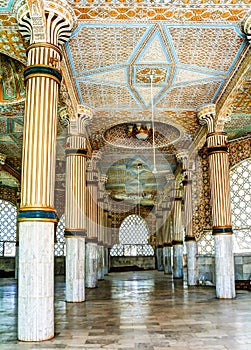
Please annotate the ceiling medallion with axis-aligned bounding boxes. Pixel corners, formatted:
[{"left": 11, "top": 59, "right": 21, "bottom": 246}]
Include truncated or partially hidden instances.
[{"left": 103, "top": 121, "right": 180, "bottom": 149}]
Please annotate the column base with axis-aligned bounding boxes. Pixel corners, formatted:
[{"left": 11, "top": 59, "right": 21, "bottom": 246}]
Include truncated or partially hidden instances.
[
  {"left": 215, "top": 234, "right": 235, "bottom": 299},
  {"left": 85, "top": 242, "right": 98, "bottom": 288},
  {"left": 65, "top": 237, "right": 85, "bottom": 302},
  {"left": 173, "top": 244, "right": 183, "bottom": 279},
  {"left": 18, "top": 221, "right": 54, "bottom": 341},
  {"left": 156, "top": 247, "right": 164, "bottom": 271},
  {"left": 186, "top": 240, "right": 197, "bottom": 286},
  {"left": 163, "top": 246, "right": 172, "bottom": 274},
  {"left": 97, "top": 245, "right": 105, "bottom": 280}
]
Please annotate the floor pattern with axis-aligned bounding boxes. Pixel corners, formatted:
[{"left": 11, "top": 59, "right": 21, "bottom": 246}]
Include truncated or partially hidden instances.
[{"left": 1, "top": 271, "right": 251, "bottom": 349}]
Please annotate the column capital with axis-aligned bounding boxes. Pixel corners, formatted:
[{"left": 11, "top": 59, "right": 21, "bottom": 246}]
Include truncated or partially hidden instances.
[
  {"left": 15, "top": 0, "right": 75, "bottom": 45},
  {"left": 198, "top": 104, "right": 232, "bottom": 134},
  {"left": 216, "top": 106, "right": 232, "bottom": 133},
  {"left": 78, "top": 105, "right": 93, "bottom": 126},
  {"left": 176, "top": 151, "right": 189, "bottom": 170},
  {"left": 242, "top": 11, "right": 251, "bottom": 44},
  {"left": 197, "top": 104, "right": 216, "bottom": 133},
  {"left": 68, "top": 105, "right": 93, "bottom": 136}
]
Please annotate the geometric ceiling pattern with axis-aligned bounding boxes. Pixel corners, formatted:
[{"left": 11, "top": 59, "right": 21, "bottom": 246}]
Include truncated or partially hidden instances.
[{"left": 0, "top": 0, "right": 251, "bottom": 205}]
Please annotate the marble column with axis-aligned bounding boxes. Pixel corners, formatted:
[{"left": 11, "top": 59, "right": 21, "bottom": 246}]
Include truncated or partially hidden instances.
[
  {"left": 156, "top": 210, "right": 164, "bottom": 271},
  {"left": 172, "top": 188, "right": 184, "bottom": 279},
  {"left": 16, "top": 0, "right": 74, "bottom": 341},
  {"left": 103, "top": 196, "right": 109, "bottom": 276},
  {"left": 177, "top": 152, "right": 197, "bottom": 286},
  {"left": 162, "top": 213, "right": 173, "bottom": 274},
  {"left": 198, "top": 104, "right": 235, "bottom": 299},
  {"left": 64, "top": 106, "right": 92, "bottom": 303},
  {"left": 97, "top": 174, "right": 105, "bottom": 280},
  {"left": 85, "top": 153, "right": 100, "bottom": 288}
]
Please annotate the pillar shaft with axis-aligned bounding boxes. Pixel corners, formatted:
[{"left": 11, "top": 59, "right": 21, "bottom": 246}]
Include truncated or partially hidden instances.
[
  {"left": 64, "top": 110, "right": 91, "bottom": 302},
  {"left": 198, "top": 104, "right": 235, "bottom": 298},
  {"left": 17, "top": 0, "right": 74, "bottom": 340},
  {"left": 162, "top": 215, "right": 172, "bottom": 274},
  {"left": 179, "top": 154, "right": 197, "bottom": 286},
  {"left": 85, "top": 157, "right": 99, "bottom": 288},
  {"left": 207, "top": 133, "right": 235, "bottom": 298},
  {"left": 172, "top": 189, "right": 183, "bottom": 278}
]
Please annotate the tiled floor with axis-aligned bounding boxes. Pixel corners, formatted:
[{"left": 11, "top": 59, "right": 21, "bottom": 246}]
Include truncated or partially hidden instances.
[{"left": 1, "top": 271, "right": 251, "bottom": 349}]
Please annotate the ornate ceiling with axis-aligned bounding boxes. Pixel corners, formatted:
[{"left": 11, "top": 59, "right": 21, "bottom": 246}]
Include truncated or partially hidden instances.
[{"left": 0, "top": 0, "right": 251, "bottom": 206}]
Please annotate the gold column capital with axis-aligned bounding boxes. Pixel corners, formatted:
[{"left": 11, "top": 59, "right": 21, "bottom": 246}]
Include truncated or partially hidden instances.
[{"left": 197, "top": 104, "right": 216, "bottom": 133}]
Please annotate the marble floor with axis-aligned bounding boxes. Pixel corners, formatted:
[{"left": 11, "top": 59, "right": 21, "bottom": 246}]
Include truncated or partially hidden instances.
[{"left": 1, "top": 271, "right": 251, "bottom": 349}]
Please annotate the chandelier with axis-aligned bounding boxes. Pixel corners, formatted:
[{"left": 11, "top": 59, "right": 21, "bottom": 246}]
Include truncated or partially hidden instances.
[{"left": 127, "top": 123, "right": 152, "bottom": 140}]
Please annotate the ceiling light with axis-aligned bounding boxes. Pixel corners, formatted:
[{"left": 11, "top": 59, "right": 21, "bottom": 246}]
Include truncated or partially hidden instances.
[{"left": 127, "top": 123, "right": 152, "bottom": 140}]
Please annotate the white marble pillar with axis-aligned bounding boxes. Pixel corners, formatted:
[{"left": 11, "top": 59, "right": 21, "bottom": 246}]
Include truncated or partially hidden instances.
[
  {"left": 173, "top": 245, "right": 183, "bottom": 279},
  {"left": 97, "top": 245, "right": 104, "bottom": 280},
  {"left": 65, "top": 237, "right": 85, "bottom": 302},
  {"left": 163, "top": 246, "right": 172, "bottom": 274},
  {"left": 177, "top": 152, "right": 197, "bottom": 285},
  {"left": 155, "top": 211, "right": 164, "bottom": 271},
  {"left": 85, "top": 154, "right": 100, "bottom": 288},
  {"left": 186, "top": 240, "right": 197, "bottom": 285},
  {"left": 162, "top": 204, "right": 173, "bottom": 274},
  {"left": 198, "top": 104, "right": 235, "bottom": 298},
  {"left": 64, "top": 106, "right": 92, "bottom": 302},
  {"left": 85, "top": 242, "right": 98, "bottom": 288},
  {"left": 172, "top": 188, "right": 184, "bottom": 279},
  {"left": 16, "top": 0, "right": 74, "bottom": 341}
]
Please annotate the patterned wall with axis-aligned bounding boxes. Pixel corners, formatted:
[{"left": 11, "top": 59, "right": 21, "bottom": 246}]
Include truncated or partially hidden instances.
[{"left": 192, "top": 136, "right": 251, "bottom": 244}]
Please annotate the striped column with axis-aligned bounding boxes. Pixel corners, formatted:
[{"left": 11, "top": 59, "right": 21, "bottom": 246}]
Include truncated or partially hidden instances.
[
  {"left": 198, "top": 104, "right": 235, "bottom": 299},
  {"left": 103, "top": 194, "right": 110, "bottom": 275},
  {"left": 64, "top": 106, "right": 92, "bottom": 302},
  {"left": 172, "top": 188, "right": 184, "bottom": 279},
  {"left": 97, "top": 174, "right": 106, "bottom": 280},
  {"left": 85, "top": 154, "right": 99, "bottom": 288},
  {"left": 162, "top": 210, "right": 173, "bottom": 274},
  {"left": 16, "top": 0, "right": 74, "bottom": 341},
  {"left": 156, "top": 209, "right": 164, "bottom": 271},
  {"left": 177, "top": 152, "right": 197, "bottom": 286}
]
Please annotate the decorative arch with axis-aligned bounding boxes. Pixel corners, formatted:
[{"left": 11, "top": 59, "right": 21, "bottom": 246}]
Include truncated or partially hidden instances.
[
  {"left": 230, "top": 158, "right": 251, "bottom": 253},
  {"left": 110, "top": 214, "right": 154, "bottom": 256}
]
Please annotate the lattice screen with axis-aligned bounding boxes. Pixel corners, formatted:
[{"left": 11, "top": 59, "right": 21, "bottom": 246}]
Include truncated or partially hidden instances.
[
  {"left": 54, "top": 214, "right": 66, "bottom": 256},
  {"left": 0, "top": 199, "right": 16, "bottom": 256},
  {"left": 110, "top": 214, "right": 154, "bottom": 256},
  {"left": 230, "top": 159, "right": 251, "bottom": 253}
]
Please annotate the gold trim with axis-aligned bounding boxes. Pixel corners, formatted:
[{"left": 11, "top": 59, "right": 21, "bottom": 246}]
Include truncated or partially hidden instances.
[
  {"left": 18, "top": 218, "right": 57, "bottom": 223},
  {"left": 24, "top": 73, "right": 61, "bottom": 85},
  {"left": 19, "top": 206, "right": 56, "bottom": 212},
  {"left": 65, "top": 228, "right": 87, "bottom": 232}
]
